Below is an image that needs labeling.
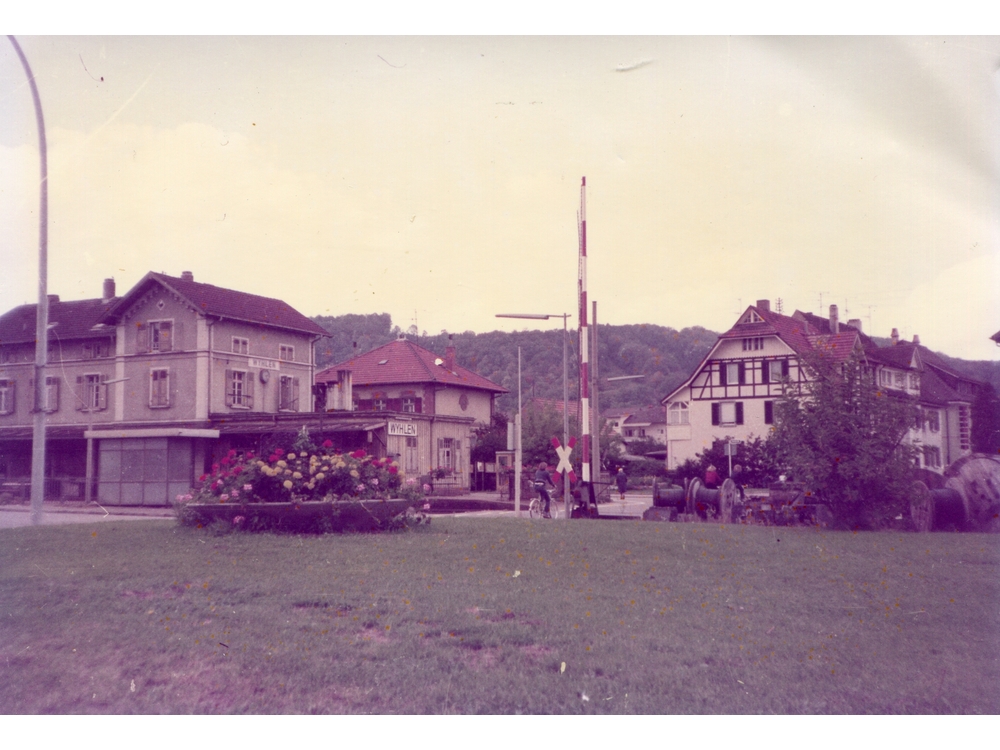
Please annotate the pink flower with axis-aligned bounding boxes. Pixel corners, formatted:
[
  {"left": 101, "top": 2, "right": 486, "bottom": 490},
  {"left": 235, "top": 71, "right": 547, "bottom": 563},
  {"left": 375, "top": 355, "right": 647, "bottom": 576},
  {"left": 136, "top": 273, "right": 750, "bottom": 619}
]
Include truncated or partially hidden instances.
[
  {"left": 370, "top": 478, "right": 379, "bottom": 486},
  {"left": 221, "top": 457, "right": 230, "bottom": 466},
  {"left": 233, "top": 515, "right": 245, "bottom": 525},
  {"left": 356, "top": 483, "right": 366, "bottom": 493},
  {"left": 243, "top": 484, "right": 253, "bottom": 491},
  {"left": 406, "top": 478, "right": 417, "bottom": 485},
  {"left": 423, "top": 503, "right": 431, "bottom": 510},
  {"left": 231, "top": 490, "right": 239, "bottom": 499},
  {"left": 423, "top": 484, "right": 431, "bottom": 493},
  {"left": 220, "top": 493, "right": 229, "bottom": 502}
]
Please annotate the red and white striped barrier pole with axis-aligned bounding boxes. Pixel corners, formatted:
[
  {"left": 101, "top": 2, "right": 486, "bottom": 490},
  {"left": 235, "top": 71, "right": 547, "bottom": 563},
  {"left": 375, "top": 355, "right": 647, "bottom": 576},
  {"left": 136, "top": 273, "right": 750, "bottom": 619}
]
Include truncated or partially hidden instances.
[{"left": 578, "top": 177, "right": 590, "bottom": 485}]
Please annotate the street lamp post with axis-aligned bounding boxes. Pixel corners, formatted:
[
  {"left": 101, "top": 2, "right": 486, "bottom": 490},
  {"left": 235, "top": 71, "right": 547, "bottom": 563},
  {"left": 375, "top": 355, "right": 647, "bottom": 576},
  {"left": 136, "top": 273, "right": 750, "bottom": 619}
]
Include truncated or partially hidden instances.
[{"left": 497, "top": 313, "right": 571, "bottom": 520}]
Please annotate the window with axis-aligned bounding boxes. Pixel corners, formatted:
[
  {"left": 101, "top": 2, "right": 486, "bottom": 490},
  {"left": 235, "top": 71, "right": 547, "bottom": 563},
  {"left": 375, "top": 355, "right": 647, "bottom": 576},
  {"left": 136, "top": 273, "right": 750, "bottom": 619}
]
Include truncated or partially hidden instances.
[
  {"left": 82, "top": 341, "right": 111, "bottom": 359},
  {"left": 894, "top": 371, "right": 905, "bottom": 387},
  {"left": 149, "top": 368, "right": 171, "bottom": 408},
  {"left": 880, "top": 369, "right": 892, "bottom": 387},
  {"left": 624, "top": 428, "right": 635, "bottom": 437},
  {"left": 437, "top": 437, "right": 457, "bottom": 472},
  {"left": 225, "top": 369, "right": 253, "bottom": 408},
  {"left": 742, "top": 337, "right": 764, "bottom": 351},
  {"left": 719, "top": 362, "right": 745, "bottom": 386},
  {"left": 38, "top": 376, "right": 60, "bottom": 413},
  {"left": 926, "top": 409, "right": 940, "bottom": 433},
  {"left": 402, "top": 396, "right": 416, "bottom": 413},
  {"left": 405, "top": 436, "right": 419, "bottom": 474},
  {"left": 909, "top": 373, "right": 920, "bottom": 390},
  {"left": 137, "top": 320, "right": 173, "bottom": 353},
  {"left": 77, "top": 374, "right": 107, "bottom": 412},
  {"left": 668, "top": 402, "right": 689, "bottom": 425},
  {"left": 279, "top": 375, "right": 300, "bottom": 411},
  {"left": 279, "top": 345, "right": 294, "bottom": 362},
  {"left": 232, "top": 337, "right": 249, "bottom": 355},
  {"left": 712, "top": 401, "right": 744, "bottom": 426},
  {"left": 764, "top": 400, "right": 774, "bottom": 424},
  {"left": 959, "top": 405, "right": 971, "bottom": 451},
  {"left": 923, "top": 446, "right": 941, "bottom": 468},
  {"left": 0, "top": 379, "right": 14, "bottom": 415},
  {"left": 762, "top": 359, "right": 789, "bottom": 384}
]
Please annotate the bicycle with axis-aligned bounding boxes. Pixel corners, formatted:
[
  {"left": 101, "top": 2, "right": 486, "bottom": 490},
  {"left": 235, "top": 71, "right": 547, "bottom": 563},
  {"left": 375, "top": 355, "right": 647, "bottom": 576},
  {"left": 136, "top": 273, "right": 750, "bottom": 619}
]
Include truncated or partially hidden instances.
[{"left": 528, "top": 483, "right": 555, "bottom": 520}]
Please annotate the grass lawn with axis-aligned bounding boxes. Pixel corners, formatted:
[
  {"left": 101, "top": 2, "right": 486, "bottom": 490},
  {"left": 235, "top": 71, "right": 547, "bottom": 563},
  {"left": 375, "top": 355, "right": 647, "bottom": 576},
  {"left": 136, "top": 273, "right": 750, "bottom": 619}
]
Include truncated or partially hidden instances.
[{"left": 1, "top": 516, "right": 998, "bottom": 714}]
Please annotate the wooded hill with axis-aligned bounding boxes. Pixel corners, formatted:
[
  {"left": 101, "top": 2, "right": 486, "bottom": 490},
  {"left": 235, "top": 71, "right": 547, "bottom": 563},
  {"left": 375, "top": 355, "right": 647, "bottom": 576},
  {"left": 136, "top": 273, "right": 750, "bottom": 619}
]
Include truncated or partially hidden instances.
[
  {"left": 312, "top": 313, "right": 718, "bottom": 416},
  {"left": 312, "top": 313, "right": 1000, "bottom": 440}
]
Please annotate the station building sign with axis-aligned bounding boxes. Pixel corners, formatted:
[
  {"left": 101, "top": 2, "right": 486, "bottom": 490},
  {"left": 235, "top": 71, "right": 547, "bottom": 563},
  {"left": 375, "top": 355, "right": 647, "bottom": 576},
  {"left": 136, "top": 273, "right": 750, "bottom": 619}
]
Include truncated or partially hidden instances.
[{"left": 388, "top": 421, "right": 418, "bottom": 436}]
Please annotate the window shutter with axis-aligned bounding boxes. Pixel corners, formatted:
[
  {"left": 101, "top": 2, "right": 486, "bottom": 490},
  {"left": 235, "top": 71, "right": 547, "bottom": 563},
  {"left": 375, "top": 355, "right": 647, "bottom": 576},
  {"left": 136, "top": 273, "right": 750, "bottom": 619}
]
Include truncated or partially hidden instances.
[
  {"left": 98, "top": 375, "right": 108, "bottom": 411},
  {"left": 136, "top": 323, "right": 148, "bottom": 353},
  {"left": 51, "top": 378, "right": 60, "bottom": 412},
  {"left": 76, "top": 375, "right": 85, "bottom": 411},
  {"left": 761, "top": 360, "right": 770, "bottom": 383},
  {"left": 148, "top": 369, "right": 155, "bottom": 408},
  {"left": 414, "top": 398, "right": 422, "bottom": 414},
  {"left": 719, "top": 364, "right": 727, "bottom": 386},
  {"left": 735, "top": 402, "right": 744, "bottom": 425},
  {"left": 738, "top": 362, "right": 746, "bottom": 384},
  {"left": 160, "top": 321, "right": 173, "bottom": 352},
  {"left": 245, "top": 370, "right": 254, "bottom": 409},
  {"left": 782, "top": 360, "right": 790, "bottom": 377},
  {"left": 764, "top": 400, "right": 773, "bottom": 424},
  {"left": 225, "top": 369, "right": 234, "bottom": 406},
  {"left": 292, "top": 377, "right": 300, "bottom": 412},
  {"left": 711, "top": 402, "right": 720, "bottom": 426},
  {"left": 172, "top": 321, "right": 182, "bottom": 351},
  {"left": 165, "top": 369, "right": 172, "bottom": 407}
]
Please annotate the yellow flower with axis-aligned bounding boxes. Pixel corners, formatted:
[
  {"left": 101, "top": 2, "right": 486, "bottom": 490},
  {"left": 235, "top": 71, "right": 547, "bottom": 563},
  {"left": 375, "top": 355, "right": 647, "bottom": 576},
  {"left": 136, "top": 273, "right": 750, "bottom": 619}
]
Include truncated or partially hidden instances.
[
  {"left": 315, "top": 473, "right": 325, "bottom": 481},
  {"left": 277, "top": 460, "right": 287, "bottom": 468},
  {"left": 293, "top": 471, "right": 303, "bottom": 479},
  {"left": 283, "top": 480, "right": 293, "bottom": 490},
  {"left": 350, "top": 470, "right": 359, "bottom": 478},
  {"left": 287, "top": 453, "right": 297, "bottom": 460}
]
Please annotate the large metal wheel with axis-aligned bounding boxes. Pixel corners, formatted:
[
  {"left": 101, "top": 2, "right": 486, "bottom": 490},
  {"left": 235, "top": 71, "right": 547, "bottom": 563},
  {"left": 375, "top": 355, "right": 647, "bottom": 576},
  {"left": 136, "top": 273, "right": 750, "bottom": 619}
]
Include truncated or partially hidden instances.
[{"left": 718, "top": 478, "right": 738, "bottom": 524}]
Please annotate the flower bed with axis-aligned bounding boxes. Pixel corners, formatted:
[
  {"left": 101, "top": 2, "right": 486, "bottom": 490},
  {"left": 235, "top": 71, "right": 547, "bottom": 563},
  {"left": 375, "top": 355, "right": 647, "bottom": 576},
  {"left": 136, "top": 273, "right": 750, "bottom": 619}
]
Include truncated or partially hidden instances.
[{"left": 175, "top": 430, "right": 430, "bottom": 533}]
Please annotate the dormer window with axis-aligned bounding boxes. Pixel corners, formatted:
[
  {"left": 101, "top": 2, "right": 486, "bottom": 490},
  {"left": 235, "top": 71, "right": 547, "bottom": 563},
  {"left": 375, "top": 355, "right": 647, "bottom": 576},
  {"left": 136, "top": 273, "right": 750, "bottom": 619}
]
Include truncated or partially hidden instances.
[{"left": 739, "top": 310, "right": 764, "bottom": 324}]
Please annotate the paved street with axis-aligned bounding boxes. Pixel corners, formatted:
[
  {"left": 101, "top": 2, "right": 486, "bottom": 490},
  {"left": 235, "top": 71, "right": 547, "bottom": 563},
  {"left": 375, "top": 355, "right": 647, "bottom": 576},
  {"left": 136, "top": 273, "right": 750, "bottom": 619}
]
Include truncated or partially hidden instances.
[{"left": 0, "top": 503, "right": 173, "bottom": 529}]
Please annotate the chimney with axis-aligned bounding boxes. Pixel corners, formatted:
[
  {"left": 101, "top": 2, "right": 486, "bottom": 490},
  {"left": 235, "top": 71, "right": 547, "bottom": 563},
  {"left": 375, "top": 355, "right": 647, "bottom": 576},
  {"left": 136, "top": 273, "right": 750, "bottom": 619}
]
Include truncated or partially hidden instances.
[
  {"left": 847, "top": 318, "right": 862, "bottom": 333},
  {"left": 445, "top": 335, "right": 456, "bottom": 371},
  {"left": 102, "top": 278, "right": 116, "bottom": 302},
  {"left": 180, "top": 271, "right": 194, "bottom": 282},
  {"left": 913, "top": 334, "right": 920, "bottom": 345},
  {"left": 891, "top": 328, "right": 899, "bottom": 346},
  {"left": 829, "top": 304, "right": 839, "bottom": 335},
  {"left": 756, "top": 299, "right": 770, "bottom": 313}
]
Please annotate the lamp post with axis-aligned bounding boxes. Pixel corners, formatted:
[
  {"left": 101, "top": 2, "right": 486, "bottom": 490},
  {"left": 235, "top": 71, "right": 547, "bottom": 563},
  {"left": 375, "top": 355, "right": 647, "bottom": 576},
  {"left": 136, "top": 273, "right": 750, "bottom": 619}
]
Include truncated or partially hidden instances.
[
  {"left": 8, "top": 36, "right": 49, "bottom": 526},
  {"left": 497, "top": 313, "right": 571, "bottom": 520}
]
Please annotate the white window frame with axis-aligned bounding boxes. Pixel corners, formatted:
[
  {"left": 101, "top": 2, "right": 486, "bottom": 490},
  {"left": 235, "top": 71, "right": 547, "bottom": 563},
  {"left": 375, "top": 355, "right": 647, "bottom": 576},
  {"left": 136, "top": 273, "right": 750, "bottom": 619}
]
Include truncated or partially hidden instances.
[
  {"left": 404, "top": 435, "right": 419, "bottom": 474},
  {"left": 41, "top": 376, "right": 60, "bottom": 413},
  {"left": 720, "top": 402, "right": 738, "bottom": 426},
  {"left": 725, "top": 362, "right": 740, "bottom": 385},
  {"left": 0, "top": 379, "right": 14, "bottom": 415},
  {"left": 279, "top": 375, "right": 300, "bottom": 412},
  {"left": 279, "top": 344, "right": 295, "bottom": 362},
  {"left": 668, "top": 402, "right": 689, "bottom": 425},
  {"left": 229, "top": 370, "right": 249, "bottom": 408},
  {"left": 82, "top": 373, "right": 105, "bottom": 411},
  {"left": 148, "top": 320, "right": 174, "bottom": 353},
  {"left": 926, "top": 409, "right": 940, "bottom": 433},
  {"left": 149, "top": 368, "right": 171, "bottom": 408},
  {"left": 373, "top": 397, "right": 387, "bottom": 412},
  {"left": 402, "top": 396, "right": 416, "bottom": 413},
  {"left": 232, "top": 337, "right": 249, "bottom": 355}
]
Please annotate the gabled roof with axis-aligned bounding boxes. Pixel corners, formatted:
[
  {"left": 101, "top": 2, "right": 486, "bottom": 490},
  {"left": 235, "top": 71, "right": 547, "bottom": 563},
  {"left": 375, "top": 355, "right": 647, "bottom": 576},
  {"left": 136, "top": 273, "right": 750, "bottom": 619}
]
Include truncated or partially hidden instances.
[
  {"left": 524, "top": 397, "right": 581, "bottom": 420},
  {"left": 719, "top": 304, "right": 819, "bottom": 355},
  {"left": 0, "top": 297, "right": 118, "bottom": 345},
  {"left": 793, "top": 310, "right": 875, "bottom": 348},
  {"left": 623, "top": 405, "right": 666, "bottom": 426},
  {"left": 316, "top": 339, "right": 507, "bottom": 393},
  {"left": 806, "top": 331, "right": 865, "bottom": 365},
  {"left": 866, "top": 343, "right": 920, "bottom": 370},
  {"left": 918, "top": 366, "right": 965, "bottom": 406},
  {"left": 101, "top": 272, "right": 328, "bottom": 337}
]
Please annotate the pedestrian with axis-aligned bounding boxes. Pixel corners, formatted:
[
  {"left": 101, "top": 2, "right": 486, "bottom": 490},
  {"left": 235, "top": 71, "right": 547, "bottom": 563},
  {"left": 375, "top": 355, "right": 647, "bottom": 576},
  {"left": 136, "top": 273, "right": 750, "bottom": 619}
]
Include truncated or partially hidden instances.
[
  {"left": 533, "top": 461, "right": 556, "bottom": 518},
  {"left": 704, "top": 464, "right": 720, "bottom": 489},
  {"left": 615, "top": 467, "right": 628, "bottom": 501},
  {"left": 732, "top": 463, "right": 745, "bottom": 501}
]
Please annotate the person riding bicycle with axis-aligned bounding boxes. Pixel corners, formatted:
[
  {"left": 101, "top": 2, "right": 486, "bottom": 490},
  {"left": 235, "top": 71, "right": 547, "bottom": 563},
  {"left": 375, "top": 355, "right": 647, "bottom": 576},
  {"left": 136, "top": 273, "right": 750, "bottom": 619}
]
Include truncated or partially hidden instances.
[{"left": 533, "top": 461, "right": 556, "bottom": 518}]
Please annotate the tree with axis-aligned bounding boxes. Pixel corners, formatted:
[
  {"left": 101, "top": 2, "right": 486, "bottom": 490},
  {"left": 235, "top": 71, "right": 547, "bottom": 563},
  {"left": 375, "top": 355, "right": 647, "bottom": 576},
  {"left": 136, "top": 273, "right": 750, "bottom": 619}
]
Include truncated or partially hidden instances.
[
  {"left": 471, "top": 413, "right": 509, "bottom": 464},
  {"left": 770, "top": 351, "right": 919, "bottom": 529},
  {"left": 668, "top": 434, "right": 780, "bottom": 489}
]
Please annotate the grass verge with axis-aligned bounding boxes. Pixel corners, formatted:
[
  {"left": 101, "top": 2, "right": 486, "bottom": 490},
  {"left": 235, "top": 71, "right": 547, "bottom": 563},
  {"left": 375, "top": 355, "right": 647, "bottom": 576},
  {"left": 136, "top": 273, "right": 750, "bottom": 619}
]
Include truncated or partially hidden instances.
[{"left": 1, "top": 517, "right": 998, "bottom": 713}]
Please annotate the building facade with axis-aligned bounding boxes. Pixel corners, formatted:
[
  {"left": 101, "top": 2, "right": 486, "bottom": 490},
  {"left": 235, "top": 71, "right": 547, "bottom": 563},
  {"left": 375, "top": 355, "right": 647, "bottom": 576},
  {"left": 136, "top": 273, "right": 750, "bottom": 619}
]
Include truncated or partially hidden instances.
[
  {"left": 314, "top": 338, "right": 508, "bottom": 489},
  {"left": 661, "top": 300, "right": 979, "bottom": 475}
]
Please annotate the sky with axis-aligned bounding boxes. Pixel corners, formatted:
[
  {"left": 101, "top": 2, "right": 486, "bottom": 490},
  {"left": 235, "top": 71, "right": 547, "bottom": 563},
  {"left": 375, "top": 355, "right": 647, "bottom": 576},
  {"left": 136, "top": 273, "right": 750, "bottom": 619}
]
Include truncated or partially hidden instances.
[{"left": 2, "top": 32, "right": 999, "bottom": 361}]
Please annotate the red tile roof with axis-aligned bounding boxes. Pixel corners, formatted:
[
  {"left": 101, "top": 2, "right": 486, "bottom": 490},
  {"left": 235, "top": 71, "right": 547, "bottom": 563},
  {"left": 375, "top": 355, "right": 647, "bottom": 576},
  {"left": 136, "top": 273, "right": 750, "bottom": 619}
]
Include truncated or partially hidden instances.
[
  {"left": 0, "top": 297, "right": 118, "bottom": 345},
  {"left": 316, "top": 339, "right": 508, "bottom": 393},
  {"left": 805, "top": 332, "right": 863, "bottom": 364},
  {"left": 102, "top": 272, "right": 328, "bottom": 336}
]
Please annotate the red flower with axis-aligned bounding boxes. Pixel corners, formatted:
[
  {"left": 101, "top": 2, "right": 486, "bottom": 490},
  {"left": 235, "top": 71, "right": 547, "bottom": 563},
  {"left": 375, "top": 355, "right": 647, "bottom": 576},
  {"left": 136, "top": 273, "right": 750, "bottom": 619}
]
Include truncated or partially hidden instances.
[
  {"left": 199, "top": 474, "right": 207, "bottom": 482},
  {"left": 233, "top": 466, "right": 243, "bottom": 474},
  {"left": 322, "top": 439, "right": 333, "bottom": 449},
  {"left": 388, "top": 466, "right": 398, "bottom": 474},
  {"left": 352, "top": 449, "right": 366, "bottom": 459},
  {"left": 212, "top": 463, "right": 220, "bottom": 472},
  {"left": 221, "top": 457, "right": 230, "bottom": 466},
  {"left": 275, "top": 449, "right": 285, "bottom": 457}
]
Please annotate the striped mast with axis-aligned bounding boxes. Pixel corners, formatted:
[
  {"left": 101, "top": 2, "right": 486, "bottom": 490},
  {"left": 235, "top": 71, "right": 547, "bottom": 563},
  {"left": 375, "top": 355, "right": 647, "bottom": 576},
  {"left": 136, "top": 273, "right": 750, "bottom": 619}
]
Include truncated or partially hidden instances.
[{"left": 577, "top": 177, "right": 590, "bottom": 483}]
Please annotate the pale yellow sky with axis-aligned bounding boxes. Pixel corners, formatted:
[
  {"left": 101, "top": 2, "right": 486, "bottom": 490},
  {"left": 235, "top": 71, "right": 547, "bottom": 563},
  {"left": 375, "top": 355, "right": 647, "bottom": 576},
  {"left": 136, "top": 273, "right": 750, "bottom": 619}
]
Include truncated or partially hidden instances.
[{"left": 2, "top": 34, "right": 999, "bottom": 360}]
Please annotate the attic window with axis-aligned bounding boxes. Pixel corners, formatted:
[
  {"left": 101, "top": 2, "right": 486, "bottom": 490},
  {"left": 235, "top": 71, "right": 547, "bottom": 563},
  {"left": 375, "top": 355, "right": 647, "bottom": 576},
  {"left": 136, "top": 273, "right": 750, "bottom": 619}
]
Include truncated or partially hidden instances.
[
  {"left": 739, "top": 310, "right": 764, "bottom": 324},
  {"left": 378, "top": 359, "right": 389, "bottom": 365}
]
